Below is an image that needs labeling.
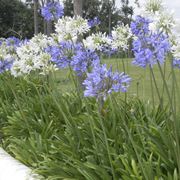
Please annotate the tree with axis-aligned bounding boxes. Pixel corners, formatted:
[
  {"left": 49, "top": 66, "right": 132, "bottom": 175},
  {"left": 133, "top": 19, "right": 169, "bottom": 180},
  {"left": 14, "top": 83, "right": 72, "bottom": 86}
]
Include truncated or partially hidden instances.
[
  {"left": 25, "top": 0, "right": 51, "bottom": 35},
  {"left": 0, "top": 0, "right": 35, "bottom": 38},
  {"left": 120, "top": 0, "right": 133, "bottom": 25},
  {"left": 33, "top": 0, "right": 39, "bottom": 34},
  {"left": 63, "top": 0, "right": 133, "bottom": 34},
  {"left": 73, "top": 0, "right": 83, "bottom": 17}
]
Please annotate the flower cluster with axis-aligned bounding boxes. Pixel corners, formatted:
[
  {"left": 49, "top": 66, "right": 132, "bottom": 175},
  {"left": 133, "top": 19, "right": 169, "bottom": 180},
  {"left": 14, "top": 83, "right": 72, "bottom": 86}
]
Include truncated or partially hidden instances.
[
  {"left": 55, "top": 16, "right": 90, "bottom": 42},
  {"left": 88, "top": 17, "right": 101, "bottom": 27},
  {"left": 11, "top": 34, "right": 55, "bottom": 77},
  {"left": 83, "top": 64, "right": 131, "bottom": 100},
  {"left": 83, "top": 32, "right": 113, "bottom": 52},
  {"left": 0, "top": 37, "right": 21, "bottom": 73},
  {"left": 173, "top": 59, "right": 180, "bottom": 68},
  {"left": 136, "top": 0, "right": 175, "bottom": 35},
  {"left": 131, "top": 16, "right": 170, "bottom": 68},
  {"left": 6, "top": 37, "right": 21, "bottom": 47},
  {"left": 47, "top": 41, "right": 100, "bottom": 76},
  {"left": 41, "top": 2, "right": 64, "bottom": 21},
  {"left": 46, "top": 41, "right": 76, "bottom": 69},
  {"left": 71, "top": 48, "right": 100, "bottom": 76},
  {"left": 0, "top": 6, "right": 132, "bottom": 101},
  {"left": 111, "top": 25, "right": 132, "bottom": 50},
  {"left": 171, "top": 37, "right": 180, "bottom": 69},
  {"left": 130, "top": 16, "right": 151, "bottom": 37}
]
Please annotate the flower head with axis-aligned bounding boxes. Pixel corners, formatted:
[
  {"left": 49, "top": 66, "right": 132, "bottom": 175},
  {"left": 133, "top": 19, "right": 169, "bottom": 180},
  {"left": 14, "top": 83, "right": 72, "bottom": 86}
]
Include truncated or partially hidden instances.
[
  {"left": 83, "top": 32, "right": 116, "bottom": 55},
  {"left": 173, "top": 59, "right": 180, "bottom": 68},
  {"left": 6, "top": 37, "right": 21, "bottom": 47},
  {"left": 83, "top": 64, "right": 131, "bottom": 100},
  {"left": 0, "top": 37, "right": 21, "bottom": 74},
  {"left": 111, "top": 25, "right": 132, "bottom": 50},
  {"left": 130, "top": 16, "right": 152, "bottom": 36},
  {"left": 47, "top": 41, "right": 100, "bottom": 76},
  {"left": 47, "top": 41, "right": 76, "bottom": 69},
  {"left": 41, "top": 2, "right": 64, "bottom": 21},
  {"left": 11, "top": 34, "right": 54, "bottom": 77},
  {"left": 88, "top": 17, "right": 101, "bottom": 27},
  {"left": 132, "top": 32, "right": 170, "bottom": 68},
  {"left": 55, "top": 16, "right": 90, "bottom": 42},
  {"left": 0, "top": 59, "right": 13, "bottom": 73},
  {"left": 71, "top": 48, "right": 100, "bottom": 76}
]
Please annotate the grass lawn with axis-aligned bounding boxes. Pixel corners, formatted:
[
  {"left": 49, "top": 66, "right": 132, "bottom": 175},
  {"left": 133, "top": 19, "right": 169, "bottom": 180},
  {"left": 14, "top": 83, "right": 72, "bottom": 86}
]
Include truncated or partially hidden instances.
[{"left": 54, "top": 58, "right": 180, "bottom": 106}]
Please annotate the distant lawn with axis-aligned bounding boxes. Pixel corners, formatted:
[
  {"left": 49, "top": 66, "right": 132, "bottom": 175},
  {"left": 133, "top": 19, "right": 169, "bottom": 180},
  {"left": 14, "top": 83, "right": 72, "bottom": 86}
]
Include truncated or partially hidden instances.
[{"left": 54, "top": 58, "right": 180, "bottom": 106}]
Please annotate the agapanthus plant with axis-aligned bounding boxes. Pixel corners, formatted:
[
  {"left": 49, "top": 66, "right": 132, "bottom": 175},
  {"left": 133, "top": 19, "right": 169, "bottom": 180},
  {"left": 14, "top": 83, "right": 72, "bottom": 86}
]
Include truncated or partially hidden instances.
[
  {"left": 41, "top": 2, "right": 64, "bottom": 21},
  {"left": 88, "top": 17, "right": 101, "bottom": 28},
  {"left": 111, "top": 25, "right": 132, "bottom": 50},
  {"left": 173, "top": 59, "right": 180, "bottom": 68},
  {"left": 11, "top": 34, "right": 55, "bottom": 77},
  {"left": 71, "top": 48, "right": 100, "bottom": 76},
  {"left": 83, "top": 32, "right": 116, "bottom": 55},
  {"left": 0, "top": 37, "right": 21, "bottom": 74},
  {"left": 83, "top": 64, "right": 131, "bottom": 100},
  {"left": 131, "top": 16, "right": 170, "bottom": 68},
  {"left": 130, "top": 16, "right": 152, "bottom": 37},
  {"left": 47, "top": 41, "right": 100, "bottom": 76},
  {"left": 55, "top": 16, "right": 90, "bottom": 42}
]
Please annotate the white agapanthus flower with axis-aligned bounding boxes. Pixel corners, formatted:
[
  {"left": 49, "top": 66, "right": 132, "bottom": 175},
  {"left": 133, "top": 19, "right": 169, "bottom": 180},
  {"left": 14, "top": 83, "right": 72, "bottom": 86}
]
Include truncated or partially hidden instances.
[
  {"left": 55, "top": 16, "right": 90, "bottom": 42},
  {"left": 137, "top": 0, "right": 175, "bottom": 34},
  {"left": 111, "top": 25, "right": 132, "bottom": 50},
  {"left": 171, "top": 34, "right": 180, "bottom": 60},
  {"left": 11, "top": 34, "right": 56, "bottom": 77},
  {"left": 83, "top": 32, "right": 112, "bottom": 51},
  {"left": 152, "top": 11, "right": 175, "bottom": 34},
  {"left": 144, "top": 0, "right": 164, "bottom": 14}
]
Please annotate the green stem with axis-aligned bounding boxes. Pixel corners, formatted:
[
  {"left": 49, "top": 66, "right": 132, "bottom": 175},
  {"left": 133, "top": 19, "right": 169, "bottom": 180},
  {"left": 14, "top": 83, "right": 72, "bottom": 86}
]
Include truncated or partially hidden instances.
[
  {"left": 149, "top": 66, "right": 161, "bottom": 105},
  {"left": 157, "top": 61, "right": 180, "bottom": 175},
  {"left": 149, "top": 67, "right": 155, "bottom": 109},
  {"left": 98, "top": 114, "right": 116, "bottom": 179}
]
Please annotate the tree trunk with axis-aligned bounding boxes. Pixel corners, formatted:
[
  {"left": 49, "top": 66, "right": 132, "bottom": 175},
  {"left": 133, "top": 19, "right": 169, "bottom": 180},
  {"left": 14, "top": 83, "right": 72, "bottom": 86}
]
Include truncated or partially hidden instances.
[
  {"left": 73, "top": 0, "right": 83, "bottom": 17},
  {"left": 108, "top": 4, "right": 111, "bottom": 35},
  {"left": 33, "top": 0, "right": 39, "bottom": 35},
  {"left": 46, "top": 0, "right": 53, "bottom": 36}
]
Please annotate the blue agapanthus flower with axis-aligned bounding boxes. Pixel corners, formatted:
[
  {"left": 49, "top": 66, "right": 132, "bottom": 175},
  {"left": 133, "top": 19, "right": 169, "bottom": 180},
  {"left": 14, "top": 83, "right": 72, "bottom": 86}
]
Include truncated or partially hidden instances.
[
  {"left": 88, "top": 17, "right": 101, "bottom": 28},
  {"left": 46, "top": 41, "right": 76, "bottom": 68},
  {"left": 41, "top": 2, "right": 64, "bottom": 21},
  {"left": 6, "top": 37, "right": 21, "bottom": 47},
  {"left": 130, "top": 16, "right": 151, "bottom": 37},
  {"left": 83, "top": 64, "right": 131, "bottom": 99},
  {"left": 0, "top": 59, "right": 13, "bottom": 74},
  {"left": 131, "top": 15, "right": 170, "bottom": 68},
  {"left": 132, "top": 32, "right": 170, "bottom": 68},
  {"left": 0, "top": 39, "right": 4, "bottom": 46},
  {"left": 71, "top": 49, "right": 100, "bottom": 76},
  {"left": 173, "top": 59, "right": 180, "bottom": 68},
  {"left": 47, "top": 41, "right": 100, "bottom": 76}
]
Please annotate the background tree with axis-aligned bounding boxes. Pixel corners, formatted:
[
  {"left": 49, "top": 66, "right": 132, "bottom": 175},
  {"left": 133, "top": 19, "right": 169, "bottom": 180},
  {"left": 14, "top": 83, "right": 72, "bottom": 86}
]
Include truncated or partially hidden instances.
[
  {"left": 73, "top": 0, "right": 83, "bottom": 17},
  {"left": 0, "top": 0, "right": 35, "bottom": 38},
  {"left": 64, "top": 0, "right": 133, "bottom": 34},
  {"left": 120, "top": 0, "right": 133, "bottom": 25},
  {"left": 33, "top": 0, "right": 39, "bottom": 35}
]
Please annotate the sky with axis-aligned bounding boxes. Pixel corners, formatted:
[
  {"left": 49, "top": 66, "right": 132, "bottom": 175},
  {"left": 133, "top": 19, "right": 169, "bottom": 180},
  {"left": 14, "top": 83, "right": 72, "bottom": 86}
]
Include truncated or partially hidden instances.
[{"left": 115, "top": 0, "right": 180, "bottom": 19}]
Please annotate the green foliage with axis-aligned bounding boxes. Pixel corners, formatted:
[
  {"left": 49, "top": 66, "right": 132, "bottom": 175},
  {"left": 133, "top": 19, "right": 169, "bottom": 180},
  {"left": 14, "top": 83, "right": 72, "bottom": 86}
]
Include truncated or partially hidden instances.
[{"left": 0, "top": 72, "right": 180, "bottom": 179}]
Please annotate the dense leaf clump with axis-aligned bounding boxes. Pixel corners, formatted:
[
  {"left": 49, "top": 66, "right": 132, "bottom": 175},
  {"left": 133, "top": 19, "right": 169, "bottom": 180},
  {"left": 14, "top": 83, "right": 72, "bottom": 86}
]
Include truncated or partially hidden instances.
[{"left": 0, "top": 74, "right": 179, "bottom": 179}]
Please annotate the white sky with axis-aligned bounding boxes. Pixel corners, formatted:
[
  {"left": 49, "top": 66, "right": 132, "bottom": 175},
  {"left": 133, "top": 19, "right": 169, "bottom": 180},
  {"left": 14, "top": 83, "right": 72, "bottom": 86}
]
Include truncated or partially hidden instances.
[{"left": 115, "top": 0, "right": 180, "bottom": 19}]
